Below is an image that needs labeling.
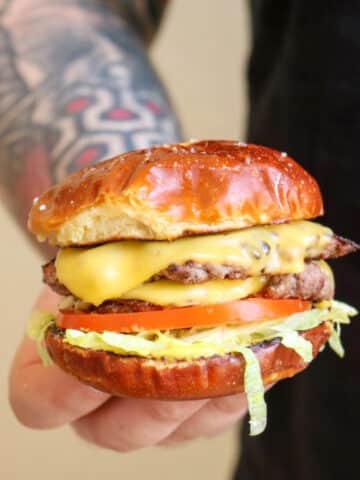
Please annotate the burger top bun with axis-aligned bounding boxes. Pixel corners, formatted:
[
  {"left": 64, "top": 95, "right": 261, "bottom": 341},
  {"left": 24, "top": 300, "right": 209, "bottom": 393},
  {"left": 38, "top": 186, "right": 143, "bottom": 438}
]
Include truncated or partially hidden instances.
[{"left": 28, "top": 140, "right": 323, "bottom": 246}]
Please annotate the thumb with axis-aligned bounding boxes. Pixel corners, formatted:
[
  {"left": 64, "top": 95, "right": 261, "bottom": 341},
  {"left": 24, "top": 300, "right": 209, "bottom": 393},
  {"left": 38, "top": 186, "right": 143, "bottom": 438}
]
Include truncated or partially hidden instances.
[{"left": 9, "top": 286, "right": 110, "bottom": 429}]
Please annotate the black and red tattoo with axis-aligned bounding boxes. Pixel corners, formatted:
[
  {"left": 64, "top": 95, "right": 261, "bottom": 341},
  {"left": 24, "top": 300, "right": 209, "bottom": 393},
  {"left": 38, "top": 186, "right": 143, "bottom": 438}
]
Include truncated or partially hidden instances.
[{"left": 0, "top": 0, "right": 181, "bottom": 236}]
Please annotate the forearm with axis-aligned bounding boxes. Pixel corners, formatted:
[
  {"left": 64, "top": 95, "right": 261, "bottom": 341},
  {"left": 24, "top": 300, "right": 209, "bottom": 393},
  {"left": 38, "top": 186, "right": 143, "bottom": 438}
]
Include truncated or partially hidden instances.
[{"left": 0, "top": 0, "right": 181, "bottom": 249}]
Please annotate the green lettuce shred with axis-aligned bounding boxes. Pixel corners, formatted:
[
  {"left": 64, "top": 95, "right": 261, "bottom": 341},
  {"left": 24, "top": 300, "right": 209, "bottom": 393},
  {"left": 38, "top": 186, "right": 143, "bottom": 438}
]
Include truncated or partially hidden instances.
[
  {"left": 330, "top": 299, "right": 358, "bottom": 317},
  {"left": 328, "top": 322, "right": 344, "bottom": 358},
  {"left": 316, "top": 300, "right": 356, "bottom": 358},
  {"left": 66, "top": 329, "right": 165, "bottom": 356},
  {"left": 235, "top": 346, "right": 267, "bottom": 436},
  {"left": 277, "top": 330, "right": 313, "bottom": 363},
  {"left": 27, "top": 309, "right": 55, "bottom": 366}
]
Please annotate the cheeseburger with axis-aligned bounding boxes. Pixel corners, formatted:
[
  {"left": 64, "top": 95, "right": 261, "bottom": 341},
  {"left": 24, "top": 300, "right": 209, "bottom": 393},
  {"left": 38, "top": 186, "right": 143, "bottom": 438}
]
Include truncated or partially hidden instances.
[{"left": 28, "top": 140, "right": 358, "bottom": 435}]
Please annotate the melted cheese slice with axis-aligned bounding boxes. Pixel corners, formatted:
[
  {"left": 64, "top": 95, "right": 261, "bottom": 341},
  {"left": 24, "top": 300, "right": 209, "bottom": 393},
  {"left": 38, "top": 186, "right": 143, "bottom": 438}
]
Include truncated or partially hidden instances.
[
  {"left": 121, "top": 277, "right": 268, "bottom": 306},
  {"left": 56, "top": 220, "right": 333, "bottom": 306}
]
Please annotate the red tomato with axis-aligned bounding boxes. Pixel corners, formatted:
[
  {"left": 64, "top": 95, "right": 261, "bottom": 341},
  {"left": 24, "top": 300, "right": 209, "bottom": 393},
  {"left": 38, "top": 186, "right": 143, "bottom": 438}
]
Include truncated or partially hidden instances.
[{"left": 57, "top": 298, "right": 311, "bottom": 333}]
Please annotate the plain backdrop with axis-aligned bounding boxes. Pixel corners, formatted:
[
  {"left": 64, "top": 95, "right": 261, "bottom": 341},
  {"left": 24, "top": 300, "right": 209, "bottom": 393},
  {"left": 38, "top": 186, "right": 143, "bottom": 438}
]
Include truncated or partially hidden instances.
[{"left": 0, "top": 1, "right": 250, "bottom": 478}]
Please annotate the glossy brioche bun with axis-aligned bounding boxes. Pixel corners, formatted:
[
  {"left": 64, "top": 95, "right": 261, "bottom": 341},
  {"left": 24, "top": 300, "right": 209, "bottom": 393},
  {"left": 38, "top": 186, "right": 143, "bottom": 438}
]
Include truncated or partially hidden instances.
[
  {"left": 45, "top": 322, "right": 331, "bottom": 400},
  {"left": 28, "top": 140, "right": 323, "bottom": 247}
]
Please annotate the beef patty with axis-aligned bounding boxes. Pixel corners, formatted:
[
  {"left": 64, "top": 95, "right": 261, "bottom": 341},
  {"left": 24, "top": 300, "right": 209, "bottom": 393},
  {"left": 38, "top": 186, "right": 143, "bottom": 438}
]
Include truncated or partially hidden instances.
[{"left": 49, "top": 261, "right": 334, "bottom": 313}]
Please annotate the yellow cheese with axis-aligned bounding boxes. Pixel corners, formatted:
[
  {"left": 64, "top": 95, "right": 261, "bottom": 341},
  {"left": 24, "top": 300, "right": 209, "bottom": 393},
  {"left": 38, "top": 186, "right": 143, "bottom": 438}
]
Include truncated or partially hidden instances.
[
  {"left": 317, "top": 259, "right": 334, "bottom": 283},
  {"left": 122, "top": 277, "right": 268, "bottom": 306},
  {"left": 55, "top": 220, "right": 333, "bottom": 306}
]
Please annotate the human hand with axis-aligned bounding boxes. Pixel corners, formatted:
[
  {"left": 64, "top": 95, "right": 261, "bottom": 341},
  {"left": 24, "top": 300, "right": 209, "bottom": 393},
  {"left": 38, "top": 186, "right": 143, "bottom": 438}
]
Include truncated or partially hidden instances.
[{"left": 9, "top": 287, "right": 249, "bottom": 451}]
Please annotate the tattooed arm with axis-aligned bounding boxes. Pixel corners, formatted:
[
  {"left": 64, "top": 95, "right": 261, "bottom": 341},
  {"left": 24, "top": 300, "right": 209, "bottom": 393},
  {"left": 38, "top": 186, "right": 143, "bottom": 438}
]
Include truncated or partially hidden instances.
[
  {"left": 7, "top": 2, "right": 251, "bottom": 449},
  {"left": 0, "top": 0, "right": 182, "bottom": 246}
]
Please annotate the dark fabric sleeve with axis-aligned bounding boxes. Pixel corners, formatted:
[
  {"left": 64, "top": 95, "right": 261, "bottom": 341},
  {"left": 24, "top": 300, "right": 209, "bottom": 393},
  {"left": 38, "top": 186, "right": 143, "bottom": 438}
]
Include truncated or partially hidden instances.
[{"left": 235, "top": 1, "right": 360, "bottom": 478}]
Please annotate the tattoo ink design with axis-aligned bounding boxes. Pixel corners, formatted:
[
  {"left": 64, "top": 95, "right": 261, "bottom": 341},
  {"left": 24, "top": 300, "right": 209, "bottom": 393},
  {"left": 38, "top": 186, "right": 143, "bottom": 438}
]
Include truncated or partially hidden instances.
[{"left": 0, "top": 0, "right": 181, "bottom": 236}]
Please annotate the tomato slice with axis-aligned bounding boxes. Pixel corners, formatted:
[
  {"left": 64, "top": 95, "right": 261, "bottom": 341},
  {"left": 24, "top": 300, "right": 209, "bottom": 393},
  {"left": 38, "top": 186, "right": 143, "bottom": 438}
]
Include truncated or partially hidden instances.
[{"left": 57, "top": 298, "right": 311, "bottom": 333}]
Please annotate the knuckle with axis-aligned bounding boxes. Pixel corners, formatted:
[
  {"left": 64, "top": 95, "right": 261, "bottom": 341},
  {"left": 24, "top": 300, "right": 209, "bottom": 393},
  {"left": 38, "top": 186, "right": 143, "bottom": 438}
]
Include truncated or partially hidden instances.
[
  {"left": 73, "top": 420, "right": 142, "bottom": 453},
  {"left": 107, "top": 435, "right": 143, "bottom": 453},
  {"left": 147, "top": 401, "right": 188, "bottom": 425},
  {"left": 211, "top": 394, "right": 248, "bottom": 418}
]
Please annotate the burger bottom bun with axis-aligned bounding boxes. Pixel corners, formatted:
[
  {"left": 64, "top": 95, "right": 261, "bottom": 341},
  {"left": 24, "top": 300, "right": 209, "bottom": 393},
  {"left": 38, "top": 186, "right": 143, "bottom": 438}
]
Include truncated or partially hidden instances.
[{"left": 45, "top": 323, "right": 332, "bottom": 400}]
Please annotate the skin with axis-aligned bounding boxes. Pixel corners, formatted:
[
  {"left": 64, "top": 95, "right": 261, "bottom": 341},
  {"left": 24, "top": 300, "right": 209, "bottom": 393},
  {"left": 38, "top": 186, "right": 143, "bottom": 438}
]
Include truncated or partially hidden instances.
[
  {"left": 10, "top": 287, "right": 249, "bottom": 450},
  {"left": 4, "top": 0, "right": 250, "bottom": 451}
]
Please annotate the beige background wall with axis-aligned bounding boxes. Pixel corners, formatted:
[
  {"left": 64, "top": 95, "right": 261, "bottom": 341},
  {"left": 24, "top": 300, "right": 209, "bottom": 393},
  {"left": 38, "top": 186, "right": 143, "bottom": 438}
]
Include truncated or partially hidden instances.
[{"left": 0, "top": 1, "right": 249, "bottom": 478}]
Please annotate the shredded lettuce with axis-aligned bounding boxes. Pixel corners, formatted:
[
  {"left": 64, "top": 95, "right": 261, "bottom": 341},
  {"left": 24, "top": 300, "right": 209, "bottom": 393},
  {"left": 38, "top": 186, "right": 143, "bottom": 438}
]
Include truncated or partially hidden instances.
[
  {"left": 66, "top": 329, "right": 165, "bottom": 356},
  {"left": 330, "top": 299, "right": 358, "bottom": 317},
  {"left": 236, "top": 346, "right": 267, "bottom": 435},
  {"left": 27, "top": 310, "right": 55, "bottom": 366},
  {"left": 328, "top": 322, "right": 344, "bottom": 358},
  {"left": 277, "top": 330, "right": 313, "bottom": 363}
]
